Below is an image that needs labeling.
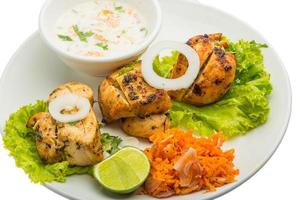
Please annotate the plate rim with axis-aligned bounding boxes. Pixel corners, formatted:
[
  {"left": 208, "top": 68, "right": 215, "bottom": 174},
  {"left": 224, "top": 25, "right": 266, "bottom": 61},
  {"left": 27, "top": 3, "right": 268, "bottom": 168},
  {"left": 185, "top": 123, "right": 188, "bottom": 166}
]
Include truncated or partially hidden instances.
[{"left": 0, "top": 0, "right": 292, "bottom": 199}]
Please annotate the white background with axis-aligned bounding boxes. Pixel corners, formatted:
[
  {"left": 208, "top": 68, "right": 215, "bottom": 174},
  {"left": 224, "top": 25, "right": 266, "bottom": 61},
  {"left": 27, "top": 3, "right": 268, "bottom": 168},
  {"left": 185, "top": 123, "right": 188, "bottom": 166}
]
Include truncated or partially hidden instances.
[{"left": 0, "top": 0, "right": 299, "bottom": 199}]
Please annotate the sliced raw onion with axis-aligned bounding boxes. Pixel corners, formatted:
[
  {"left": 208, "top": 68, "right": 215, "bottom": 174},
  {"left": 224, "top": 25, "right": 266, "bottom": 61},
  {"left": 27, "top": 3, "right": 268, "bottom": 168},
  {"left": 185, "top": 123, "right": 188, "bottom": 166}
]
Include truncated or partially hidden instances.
[
  {"left": 154, "top": 190, "right": 175, "bottom": 198},
  {"left": 173, "top": 147, "right": 203, "bottom": 187},
  {"left": 173, "top": 147, "right": 197, "bottom": 171},
  {"left": 144, "top": 177, "right": 162, "bottom": 194},
  {"left": 141, "top": 41, "right": 200, "bottom": 90},
  {"left": 49, "top": 93, "right": 91, "bottom": 123}
]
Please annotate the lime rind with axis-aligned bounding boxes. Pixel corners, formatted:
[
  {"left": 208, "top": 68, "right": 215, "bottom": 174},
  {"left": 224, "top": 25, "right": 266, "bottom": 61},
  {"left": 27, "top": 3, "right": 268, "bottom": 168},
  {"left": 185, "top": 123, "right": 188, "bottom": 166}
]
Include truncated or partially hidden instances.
[{"left": 93, "top": 146, "right": 150, "bottom": 194}]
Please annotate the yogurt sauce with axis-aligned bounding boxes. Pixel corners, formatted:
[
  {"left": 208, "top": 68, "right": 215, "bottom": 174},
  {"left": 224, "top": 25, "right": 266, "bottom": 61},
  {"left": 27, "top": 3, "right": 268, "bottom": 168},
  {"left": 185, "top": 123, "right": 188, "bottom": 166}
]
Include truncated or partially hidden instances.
[{"left": 54, "top": 0, "right": 148, "bottom": 57}]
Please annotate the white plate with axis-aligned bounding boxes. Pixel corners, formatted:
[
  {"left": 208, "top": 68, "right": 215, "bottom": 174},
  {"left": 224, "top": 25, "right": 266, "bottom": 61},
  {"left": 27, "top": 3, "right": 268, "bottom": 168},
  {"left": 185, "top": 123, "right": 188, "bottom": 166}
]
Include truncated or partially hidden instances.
[{"left": 0, "top": 0, "right": 291, "bottom": 199}]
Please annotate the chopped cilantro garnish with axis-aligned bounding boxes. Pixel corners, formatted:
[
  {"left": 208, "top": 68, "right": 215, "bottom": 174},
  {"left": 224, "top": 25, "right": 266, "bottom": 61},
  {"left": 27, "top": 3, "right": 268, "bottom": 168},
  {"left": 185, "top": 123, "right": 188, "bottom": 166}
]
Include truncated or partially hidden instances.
[
  {"left": 114, "top": 6, "right": 125, "bottom": 12},
  {"left": 101, "top": 133, "right": 122, "bottom": 154},
  {"left": 72, "top": 25, "right": 94, "bottom": 42},
  {"left": 99, "top": 123, "right": 105, "bottom": 128},
  {"left": 57, "top": 34, "right": 73, "bottom": 41},
  {"left": 140, "top": 27, "right": 148, "bottom": 35},
  {"left": 68, "top": 121, "right": 79, "bottom": 126},
  {"left": 96, "top": 43, "right": 109, "bottom": 50},
  {"left": 84, "top": 31, "right": 94, "bottom": 37}
]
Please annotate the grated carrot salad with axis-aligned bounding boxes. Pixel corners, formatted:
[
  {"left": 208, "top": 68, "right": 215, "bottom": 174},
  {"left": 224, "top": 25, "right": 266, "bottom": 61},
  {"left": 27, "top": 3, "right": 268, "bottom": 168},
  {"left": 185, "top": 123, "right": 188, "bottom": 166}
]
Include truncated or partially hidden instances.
[{"left": 143, "top": 128, "right": 239, "bottom": 198}]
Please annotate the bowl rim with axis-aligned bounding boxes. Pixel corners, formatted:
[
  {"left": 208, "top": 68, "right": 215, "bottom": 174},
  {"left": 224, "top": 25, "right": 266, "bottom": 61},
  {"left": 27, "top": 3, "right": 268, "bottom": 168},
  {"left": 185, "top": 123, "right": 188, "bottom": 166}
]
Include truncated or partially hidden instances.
[{"left": 39, "top": 0, "right": 162, "bottom": 62}]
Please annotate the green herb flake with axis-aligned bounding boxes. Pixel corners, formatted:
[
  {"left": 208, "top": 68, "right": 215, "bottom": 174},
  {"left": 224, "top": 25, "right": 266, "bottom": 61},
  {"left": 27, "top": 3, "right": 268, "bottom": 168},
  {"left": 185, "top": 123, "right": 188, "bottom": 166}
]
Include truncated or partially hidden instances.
[
  {"left": 84, "top": 31, "right": 94, "bottom": 37},
  {"left": 57, "top": 34, "right": 73, "bottom": 41},
  {"left": 114, "top": 6, "right": 125, "bottom": 12},
  {"left": 72, "top": 25, "right": 94, "bottom": 42},
  {"left": 101, "top": 133, "right": 122, "bottom": 154},
  {"left": 99, "top": 123, "right": 105, "bottom": 128},
  {"left": 68, "top": 121, "right": 79, "bottom": 126},
  {"left": 140, "top": 27, "right": 148, "bottom": 35},
  {"left": 96, "top": 43, "right": 109, "bottom": 50},
  {"left": 118, "top": 60, "right": 138, "bottom": 76}
]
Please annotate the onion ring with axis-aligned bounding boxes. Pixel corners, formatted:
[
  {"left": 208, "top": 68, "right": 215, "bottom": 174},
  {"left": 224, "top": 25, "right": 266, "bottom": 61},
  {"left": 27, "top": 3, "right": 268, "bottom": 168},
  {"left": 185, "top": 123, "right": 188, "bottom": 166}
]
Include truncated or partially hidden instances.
[
  {"left": 141, "top": 41, "right": 200, "bottom": 90},
  {"left": 49, "top": 93, "right": 91, "bottom": 123}
]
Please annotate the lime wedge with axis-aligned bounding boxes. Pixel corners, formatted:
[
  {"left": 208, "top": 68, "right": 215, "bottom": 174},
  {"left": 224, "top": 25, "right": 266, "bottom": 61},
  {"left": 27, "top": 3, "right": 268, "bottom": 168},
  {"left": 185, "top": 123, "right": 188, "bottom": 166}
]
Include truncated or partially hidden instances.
[{"left": 93, "top": 147, "right": 150, "bottom": 194}]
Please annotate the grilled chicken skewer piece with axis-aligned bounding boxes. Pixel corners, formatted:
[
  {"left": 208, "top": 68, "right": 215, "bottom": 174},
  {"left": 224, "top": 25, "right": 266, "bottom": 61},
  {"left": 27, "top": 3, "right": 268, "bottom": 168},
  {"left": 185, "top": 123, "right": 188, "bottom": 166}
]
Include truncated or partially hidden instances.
[
  {"left": 169, "top": 33, "right": 237, "bottom": 105},
  {"left": 27, "top": 82, "right": 103, "bottom": 166},
  {"left": 99, "top": 33, "right": 236, "bottom": 139},
  {"left": 99, "top": 61, "right": 171, "bottom": 123},
  {"left": 99, "top": 61, "right": 171, "bottom": 139},
  {"left": 27, "top": 112, "right": 64, "bottom": 163},
  {"left": 121, "top": 114, "right": 170, "bottom": 139}
]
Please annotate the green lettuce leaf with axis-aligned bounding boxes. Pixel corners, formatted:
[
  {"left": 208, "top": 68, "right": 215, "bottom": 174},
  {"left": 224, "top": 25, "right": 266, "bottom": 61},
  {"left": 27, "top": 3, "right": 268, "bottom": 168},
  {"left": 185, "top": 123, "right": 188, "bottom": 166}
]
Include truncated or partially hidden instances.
[
  {"left": 169, "top": 39, "right": 272, "bottom": 137},
  {"left": 153, "top": 51, "right": 179, "bottom": 78},
  {"left": 2, "top": 100, "right": 91, "bottom": 183},
  {"left": 170, "top": 80, "right": 270, "bottom": 137},
  {"left": 118, "top": 60, "right": 138, "bottom": 76},
  {"left": 228, "top": 40, "right": 269, "bottom": 86}
]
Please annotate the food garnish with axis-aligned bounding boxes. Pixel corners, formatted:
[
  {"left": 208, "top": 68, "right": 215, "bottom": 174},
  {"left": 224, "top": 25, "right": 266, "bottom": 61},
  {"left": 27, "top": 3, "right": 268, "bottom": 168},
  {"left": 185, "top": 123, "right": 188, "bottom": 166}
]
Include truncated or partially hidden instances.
[
  {"left": 140, "top": 27, "right": 148, "bottom": 36},
  {"left": 101, "top": 133, "right": 122, "bottom": 155},
  {"left": 114, "top": 5, "right": 125, "bottom": 13},
  {"left": 93, "top": 147, "right": 150, "bottom": 194},
  {"left": 143, "top": 128, "right": 239, "bottom": 197},
  {"left": 117, "top": 60, "right": 138, "bottom": 76},
  {"left": 141, "top": 41, "right": 200, "bottom": 90},
  {"left": 72, "top": 25, "right": 94, "bottom": 43},
  {"left": 57, "top": 34, "right": 73, "bottom": 41},
  {"left": 96, "top": 42, "right": 109, "bottom": 51},
  {"left": 48, "top": 93, "right": 91, "bottom": 123},
  {"left": 153, "top": 50, "right": 179, "bottom": 78}
]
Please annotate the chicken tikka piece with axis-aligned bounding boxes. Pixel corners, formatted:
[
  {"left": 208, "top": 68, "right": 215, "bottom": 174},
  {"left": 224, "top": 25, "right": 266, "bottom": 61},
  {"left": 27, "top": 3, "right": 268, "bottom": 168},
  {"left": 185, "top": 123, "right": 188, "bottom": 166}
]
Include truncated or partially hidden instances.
[
  {"left": 169, "top": 33, "right": 237, "bottom": 105},
  {"left": 98, "top": 61, "right": 171, "bottom": 123},
  {"left": 121, "top": 114, "right": 170, "bottom": 139},
  {"left": 27, "top": 82, "right": 103, "bottom": 166}
]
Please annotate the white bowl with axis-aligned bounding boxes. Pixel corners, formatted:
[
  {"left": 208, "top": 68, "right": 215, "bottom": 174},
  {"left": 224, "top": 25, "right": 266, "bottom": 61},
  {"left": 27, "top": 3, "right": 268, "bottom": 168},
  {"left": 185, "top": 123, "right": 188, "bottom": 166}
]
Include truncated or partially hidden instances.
[{"left": 39, "top": 0, "right": 162, "bottom": 76}]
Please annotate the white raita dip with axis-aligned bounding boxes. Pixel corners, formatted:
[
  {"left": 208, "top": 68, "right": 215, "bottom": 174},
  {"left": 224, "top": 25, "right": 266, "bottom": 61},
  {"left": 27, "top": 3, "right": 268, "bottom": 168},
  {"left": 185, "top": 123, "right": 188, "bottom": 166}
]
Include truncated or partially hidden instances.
[{"left": 54, "top": 0, "right": 148, "bottom": 57}]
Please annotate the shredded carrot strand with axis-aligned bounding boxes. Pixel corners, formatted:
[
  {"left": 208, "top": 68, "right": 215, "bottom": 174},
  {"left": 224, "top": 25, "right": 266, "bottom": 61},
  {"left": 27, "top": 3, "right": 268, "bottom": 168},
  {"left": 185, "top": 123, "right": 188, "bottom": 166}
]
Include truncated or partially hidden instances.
[{"left": 143, "top": 128, "right": 239, "bottom": 197}]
